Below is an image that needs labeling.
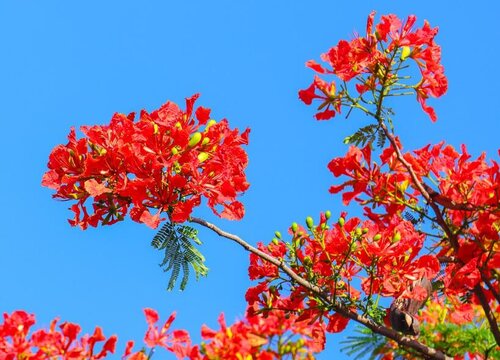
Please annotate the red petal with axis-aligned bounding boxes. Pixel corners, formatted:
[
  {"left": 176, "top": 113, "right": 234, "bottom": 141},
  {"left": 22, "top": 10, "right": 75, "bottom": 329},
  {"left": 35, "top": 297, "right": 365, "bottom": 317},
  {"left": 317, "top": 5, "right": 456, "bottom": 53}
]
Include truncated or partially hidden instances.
[
  {"left": 305, "top": 60, "right": 326, "bottom": 73},
  {"left": 315, "top": 109, "right": 335, "bottom": 120},
  {"left": 220, "top": 201, "right": 244, "bottom": 220},
  {"left": 195, "top": 106, "right": 211, "bottom": 125},
  {"left": 144, "top": 308, "right": 159, "bottom": 326},
  {"left": 84, "top": 179, "right": 111, "bottom": 197},
  {"left": 326, "top": 313, "right": 349, "bottom": 333}
]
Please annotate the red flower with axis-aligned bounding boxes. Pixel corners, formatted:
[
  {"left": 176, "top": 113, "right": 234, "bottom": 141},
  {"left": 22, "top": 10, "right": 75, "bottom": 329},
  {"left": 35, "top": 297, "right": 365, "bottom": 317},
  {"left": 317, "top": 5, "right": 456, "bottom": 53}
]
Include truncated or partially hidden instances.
[
  {"left": 43, "top": 95, "right": 250, "bottom": 229},
  {"left": 142, "top": 308, "right": 191, "bottom": 357},
  {"left": 300, "top": 12, "right": 447, "bottom": 122},
  {"left": 326, "top": 313, "right": 350, "bottom": 333}
]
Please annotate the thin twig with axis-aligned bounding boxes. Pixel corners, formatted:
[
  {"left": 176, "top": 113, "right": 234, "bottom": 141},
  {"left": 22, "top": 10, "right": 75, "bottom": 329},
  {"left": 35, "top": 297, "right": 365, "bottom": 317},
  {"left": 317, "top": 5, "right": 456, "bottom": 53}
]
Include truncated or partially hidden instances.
[{"left": 378, "top": 121, "right": 459, "bottom": 251}]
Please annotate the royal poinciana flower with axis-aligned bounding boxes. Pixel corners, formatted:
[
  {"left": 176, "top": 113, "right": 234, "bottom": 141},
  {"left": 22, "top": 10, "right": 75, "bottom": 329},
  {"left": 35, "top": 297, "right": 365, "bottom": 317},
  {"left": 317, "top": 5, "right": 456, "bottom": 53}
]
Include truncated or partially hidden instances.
[
  {"left": 299, "top": 12, "right": 447, "bottom": 121},
  {"left": 1, "top": 308, "right": 324, "bottom": 360},
  {"left": 245, "top": 133, "right": 498, "bottom": 344},
  {"left": 247, "top": 210, "right": 441, "bottom": 334},
  {"left": 122, "top": 308, "right": 196, "bottom": 359},
  {"left": 327, "top": 140, "right": 500, "bottom": 299},
  {"left": 42, "top": 94, "right": 250, "bottom": 229},
  {"left": 0, "top": 310, "right": 117, "bottom": 359},
  {"left": 195, "top": 308, "right": 325, "bottom": 359}
]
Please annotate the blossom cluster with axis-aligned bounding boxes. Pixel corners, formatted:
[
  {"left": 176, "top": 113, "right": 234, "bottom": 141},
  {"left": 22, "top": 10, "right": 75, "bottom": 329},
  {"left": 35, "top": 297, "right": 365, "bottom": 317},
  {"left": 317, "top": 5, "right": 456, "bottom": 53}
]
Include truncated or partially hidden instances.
[
  {"left": 0, "top": 309, "right": 323, "bottom": 360},
  {"left": 328, "top": 141, "right": 499, "bottom": 297},
  {"left": 126, "top": 307, "right": 325, "bottom": 359},
  {"left": 245, "top": 134, "right": 499, "bottom": 356},
  {"left": 0, "top": 310, "right": 117, "bottom": 359},
  {"left": 42, "top": 94, "right": 250, "bottom": 229},
  {"left": 247, "top": 210, "right": 441, "bottom": 333},
  {"left": 299, "top": 12, "right": 447, "bottom": 121},
  {"left": 36, "top": 10, "right": 500, "bottom": 360}
]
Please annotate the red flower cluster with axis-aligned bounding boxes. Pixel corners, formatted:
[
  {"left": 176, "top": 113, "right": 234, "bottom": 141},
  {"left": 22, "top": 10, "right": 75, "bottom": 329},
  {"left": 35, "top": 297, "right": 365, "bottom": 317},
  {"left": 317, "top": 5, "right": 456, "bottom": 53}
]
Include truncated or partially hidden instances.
[
  {"left": 124, "top": 307, "right": 326, "bottom": 359},
  {"left": 42, "top": 94, "right": 250, "bottom": 229},
  {"left": 0, "top": 310, "right": 116, "bottom": 359},
  {"left": 1, "top": 308, "right": 324, "bottom": 360},
  {"left": 247, "top": 211, "right": 441, "bottom": 333},
  {"left": 194, "top": 309, "right": 324, "bottom": 359},
  {"left": 123, "top": 308, "right": 195, "bottom": 360},
  {"left": 299, "top": 12, "right": 447, "bottom": 121},
  {"left": 328, "top": 141, "right": 499, "bottom": 297}
]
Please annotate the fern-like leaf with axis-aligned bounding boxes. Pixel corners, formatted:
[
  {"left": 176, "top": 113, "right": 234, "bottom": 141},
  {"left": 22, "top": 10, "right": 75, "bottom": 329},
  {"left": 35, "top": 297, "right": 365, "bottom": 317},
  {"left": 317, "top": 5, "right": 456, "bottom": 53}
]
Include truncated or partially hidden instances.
[
  {"left": 403, "top": 211, "right": 424, "bottom": 225},
  {"left": 340, "top": 327, "right": 410, "bottom": 360},
  {"left": 376, "top": 129, "right": 386, "bottom": 148},
  {"left": 152, "top": 222, "right": 209, "bottom": 291},
  {"left": 344, "top": 124, "right": 386, "bottom": 148},
  {"left": 340, "top": 327, "right": 388, "bottom": 360}
]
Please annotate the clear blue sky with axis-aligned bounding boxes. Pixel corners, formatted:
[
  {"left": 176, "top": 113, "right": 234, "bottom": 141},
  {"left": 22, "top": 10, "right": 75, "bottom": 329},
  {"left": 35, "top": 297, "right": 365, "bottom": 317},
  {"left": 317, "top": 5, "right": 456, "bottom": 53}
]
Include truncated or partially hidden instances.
[{"left": 0, "top": 1, "right": 498, "bottom": 359}]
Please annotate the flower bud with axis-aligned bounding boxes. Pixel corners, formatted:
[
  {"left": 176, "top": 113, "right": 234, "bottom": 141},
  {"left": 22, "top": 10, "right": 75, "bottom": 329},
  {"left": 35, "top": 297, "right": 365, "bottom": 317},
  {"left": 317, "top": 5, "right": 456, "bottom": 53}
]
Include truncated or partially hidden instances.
[
  {"left": 291, "top": 222, "right": 298, "bottom": 233},
  {"left": 392, "top": 231, "right": 401, "bottom": 242},
  {"left": 306, "top": 216, "right": 314, "bottom": 229},
  {"left": 188, "top": 132, "right": 202, "bottom": 147},
  {"left": 201, "top": 137, "right": 210, "bottom": 146},
  {"left": 325, "top": 210, "right": 331, "bottom": 219},
  {"left": 373, "top": 234, "right": 382, "bottom": 241},
  {"left": 173, "top": 162, "right": 181, "bottom": 173},
  {"left": 206, "top": 119, "right": 217, "bottom": 129},
  {"left": 274, "top": 231, "right": 282, "bottom": 239},
  {"left": 171, "top": 147, "right": 179, "bottom": 155},
  {"left": 338, "top": 217, "right": 345, "bottom": 227},
  {"left": 401, "top": 46, "right": 412, "bottom": 61},
  {"left": 197, "top": 152, "right": 209, "bottom": 163},
  {"left": 272, "top": 238, "right": 279, "bottom": 245}
]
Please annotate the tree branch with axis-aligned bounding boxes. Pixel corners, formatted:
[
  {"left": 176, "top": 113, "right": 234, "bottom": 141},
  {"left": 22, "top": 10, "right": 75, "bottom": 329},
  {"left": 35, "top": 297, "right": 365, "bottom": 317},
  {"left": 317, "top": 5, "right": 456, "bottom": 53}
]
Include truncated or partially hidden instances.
[
  {"left": 377, "top": 97, "right": 499, "bottom": 348},
  {"left": 189, "top": 217, "right": 453, "bottom": 360},
  {"left": 378, "top": 121, "right": 459, "bottom": 251},
  {"left": 474, "top": 285, "right": 500, "bottom": 346},
  {"left": 378, "top": 122, "right": 500, "bottom": 347}
]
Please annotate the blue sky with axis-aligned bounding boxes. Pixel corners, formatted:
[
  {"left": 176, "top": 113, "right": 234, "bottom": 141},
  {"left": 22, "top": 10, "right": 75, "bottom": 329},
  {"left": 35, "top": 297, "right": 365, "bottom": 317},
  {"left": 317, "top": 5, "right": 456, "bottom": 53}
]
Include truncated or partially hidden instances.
[{"left": 0, "top": 1, "right": 498, "bottom": 359}]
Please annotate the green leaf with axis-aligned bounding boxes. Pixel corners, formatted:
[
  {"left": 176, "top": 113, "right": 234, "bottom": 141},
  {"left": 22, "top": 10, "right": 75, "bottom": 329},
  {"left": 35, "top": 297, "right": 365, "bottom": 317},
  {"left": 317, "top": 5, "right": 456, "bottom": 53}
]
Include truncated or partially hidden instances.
[
  {"left": 344, "top": 124, "right": 386, "bottom": 148},
  {"left": 152, "top": 222, "right": 209, "bottom": 291},
  {"left": 340, "top": 327, "right": 388, "bottom": 360}
]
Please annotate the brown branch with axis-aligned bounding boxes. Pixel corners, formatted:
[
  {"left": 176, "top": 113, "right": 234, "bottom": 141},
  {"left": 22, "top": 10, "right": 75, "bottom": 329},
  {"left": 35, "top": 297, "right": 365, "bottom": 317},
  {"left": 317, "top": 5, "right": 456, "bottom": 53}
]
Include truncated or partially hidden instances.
[
  {"left": 437, "top": 256, "right": 459, "bottom": 264},
  {"left": 378, "top": 121, "right": 459, "bottom": 251},
  {"left": 482, "top": 274, "right": 500, "bottom": 305},
  {"left": 189, "top": 216, "right": 453, "bottom": 360},
  {"left": 474, "top": 285, "right": 500, "bottom": 346}
]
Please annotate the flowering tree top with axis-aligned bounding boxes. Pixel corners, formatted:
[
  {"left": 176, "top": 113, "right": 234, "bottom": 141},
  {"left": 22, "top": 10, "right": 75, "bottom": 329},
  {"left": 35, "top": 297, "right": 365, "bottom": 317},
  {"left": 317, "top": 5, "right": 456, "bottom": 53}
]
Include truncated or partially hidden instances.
[{"left": 33, "top": 11, "right": 500, "bottom": 360}]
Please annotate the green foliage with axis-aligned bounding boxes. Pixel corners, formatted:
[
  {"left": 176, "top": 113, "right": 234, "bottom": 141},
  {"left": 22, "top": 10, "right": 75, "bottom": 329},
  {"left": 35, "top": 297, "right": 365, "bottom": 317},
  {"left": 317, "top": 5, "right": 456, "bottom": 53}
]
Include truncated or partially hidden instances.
[
  {"left": 340, "top": 327, "right": 394, "bottom": 360},
  {"left": 402, "top": 211, "right": 425, "bottom": 226},
  {"left": 420, "top": 323, "right": 500, "bottom": 359},
  {"left": 343, "top": 124, "right": 386, "bottom": 148},
  {"left": 341, "top": 323, "right": 500, "bottom": 360},
  {"left": 362, "top": 299, "right": 386, "bottom": 325},
  {"left": 152, "top": 222, "right": 209, "bottom": 291}
]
